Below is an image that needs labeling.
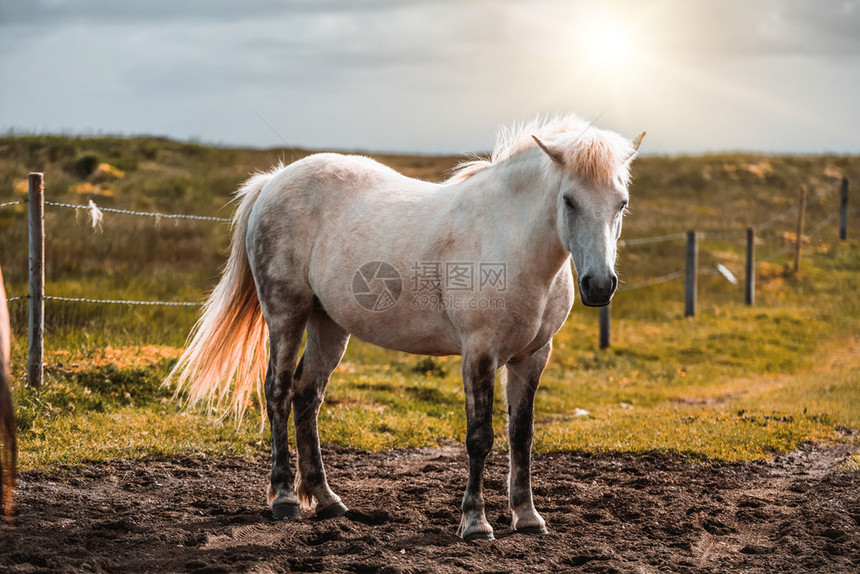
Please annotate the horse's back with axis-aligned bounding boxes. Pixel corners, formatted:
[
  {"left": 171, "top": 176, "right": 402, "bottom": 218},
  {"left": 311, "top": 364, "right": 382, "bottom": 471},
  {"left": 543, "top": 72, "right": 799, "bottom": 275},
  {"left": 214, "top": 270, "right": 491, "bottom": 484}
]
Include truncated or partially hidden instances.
[
  {"left": 249, "top": 152, "right": 440, "bottom": 267},
  {"left": 249, "top": 153, "right": 429, "bottom": 252},
  {"left": 267, "top": 153, "right": 419, "bottom": 201}
]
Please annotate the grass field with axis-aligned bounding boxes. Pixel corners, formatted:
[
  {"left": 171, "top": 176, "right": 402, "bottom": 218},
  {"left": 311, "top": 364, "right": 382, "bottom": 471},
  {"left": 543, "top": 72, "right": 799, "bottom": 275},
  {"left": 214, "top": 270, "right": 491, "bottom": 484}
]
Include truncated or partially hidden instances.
[{"left": 0, "top": 135, "right": 858, "bottom": 469}]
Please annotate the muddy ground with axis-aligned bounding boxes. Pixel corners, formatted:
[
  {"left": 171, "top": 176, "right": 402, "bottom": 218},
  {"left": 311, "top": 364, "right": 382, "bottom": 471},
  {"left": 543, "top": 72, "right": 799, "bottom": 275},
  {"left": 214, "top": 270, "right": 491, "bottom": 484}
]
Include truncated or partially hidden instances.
[{"left": 1, "top": 443, "right": 858, "bottom": 573}]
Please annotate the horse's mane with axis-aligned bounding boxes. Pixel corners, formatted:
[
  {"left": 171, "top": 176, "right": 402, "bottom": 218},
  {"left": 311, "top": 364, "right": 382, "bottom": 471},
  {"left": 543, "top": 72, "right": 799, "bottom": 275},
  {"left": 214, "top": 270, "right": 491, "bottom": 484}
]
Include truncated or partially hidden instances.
[{"left": 448, "top": 114, "right": 634, "bottom": 186}]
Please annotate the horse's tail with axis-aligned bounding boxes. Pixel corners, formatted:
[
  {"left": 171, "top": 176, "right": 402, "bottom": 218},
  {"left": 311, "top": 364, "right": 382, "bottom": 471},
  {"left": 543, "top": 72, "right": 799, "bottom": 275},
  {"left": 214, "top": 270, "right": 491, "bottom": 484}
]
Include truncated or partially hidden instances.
[
  {"left": 166, "top": 168, "right": 279, "bottom": 420},
  {"left": 0, "top": 266, "right": 16, "bottom": 524}
]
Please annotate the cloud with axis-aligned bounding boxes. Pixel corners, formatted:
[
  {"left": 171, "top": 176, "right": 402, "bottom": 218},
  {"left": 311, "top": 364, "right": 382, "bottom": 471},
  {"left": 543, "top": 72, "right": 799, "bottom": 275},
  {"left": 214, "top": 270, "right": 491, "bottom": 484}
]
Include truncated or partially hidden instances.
[
  {"left": 0, "top": 0, "right": 330, "bottom": 26},
  {"left": 625, "top": 0, "right": 860, "bottom": 58},
  {"left": 0, "top": 0, "right": 858, "bottom": 153},
  {"left": 0, "top": 0, "right": 451, "bottom": 31}
]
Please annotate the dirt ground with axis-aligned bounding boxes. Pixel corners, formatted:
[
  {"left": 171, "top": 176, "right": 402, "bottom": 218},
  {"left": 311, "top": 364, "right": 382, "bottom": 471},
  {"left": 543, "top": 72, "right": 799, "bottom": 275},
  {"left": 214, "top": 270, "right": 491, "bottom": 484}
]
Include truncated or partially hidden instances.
[{"left": 1, "top": 443, "right": 858, "bottom": 574}]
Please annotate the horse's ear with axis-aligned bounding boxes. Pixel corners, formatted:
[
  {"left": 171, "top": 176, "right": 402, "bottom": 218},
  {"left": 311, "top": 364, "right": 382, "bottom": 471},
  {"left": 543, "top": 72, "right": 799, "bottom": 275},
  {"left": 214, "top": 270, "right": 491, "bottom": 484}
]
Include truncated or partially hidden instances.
[
  {"left": 628, "top": 131, "right": 646, "bottom": 161},
  {"left": 532, "top": 135, "right": 565, "bottom": 165}
]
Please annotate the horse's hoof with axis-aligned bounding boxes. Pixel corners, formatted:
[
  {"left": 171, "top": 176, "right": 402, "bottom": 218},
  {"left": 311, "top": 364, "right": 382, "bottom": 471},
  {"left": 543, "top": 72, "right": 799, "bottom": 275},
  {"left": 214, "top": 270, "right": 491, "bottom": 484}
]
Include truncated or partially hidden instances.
[
  {"left": 463, "top": 530, "right": 496, "bottom": 541},
  {"left": 272, "top": 502, "right": 302, "bottom": 520},
  {"left": 516, "top": 525, "right": 549, "bottom": 535},
  {"left": 316, "top": 501, "right": 349, "bottom": 519}
]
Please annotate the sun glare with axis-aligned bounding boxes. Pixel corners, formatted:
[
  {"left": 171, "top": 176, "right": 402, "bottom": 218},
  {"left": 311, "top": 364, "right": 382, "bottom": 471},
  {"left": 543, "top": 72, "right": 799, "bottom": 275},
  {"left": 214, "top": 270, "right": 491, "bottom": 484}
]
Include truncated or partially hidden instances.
[{"left": 585, "top": 22, "right": 633, "bottom": 69}]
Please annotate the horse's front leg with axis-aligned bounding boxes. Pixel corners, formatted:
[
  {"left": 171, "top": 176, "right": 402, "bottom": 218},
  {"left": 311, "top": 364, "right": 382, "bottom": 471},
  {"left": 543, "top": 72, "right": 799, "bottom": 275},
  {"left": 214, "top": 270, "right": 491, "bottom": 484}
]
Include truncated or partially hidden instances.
[
  {"left": 504, "top": 342, "right": 551, "bottom": 534},
  {"left": 456, "top": 353, "right": 498, "bottom": 540}
]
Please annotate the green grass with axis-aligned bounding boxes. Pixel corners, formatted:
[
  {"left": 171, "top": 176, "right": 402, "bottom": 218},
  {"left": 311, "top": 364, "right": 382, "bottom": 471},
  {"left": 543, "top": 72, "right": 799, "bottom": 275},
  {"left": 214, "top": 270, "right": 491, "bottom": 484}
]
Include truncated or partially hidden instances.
[
  {"left": 13, "top": 359, "right": 265, "bottom": 467},
  {"left": 1, "top": 135, "right": 859, "bottom": 468}
]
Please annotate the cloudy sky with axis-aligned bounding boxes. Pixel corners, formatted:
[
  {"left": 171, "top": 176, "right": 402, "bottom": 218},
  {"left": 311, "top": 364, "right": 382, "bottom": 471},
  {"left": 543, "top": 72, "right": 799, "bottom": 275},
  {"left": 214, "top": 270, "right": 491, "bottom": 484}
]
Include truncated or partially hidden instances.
[{"left": 1, "top": 0, "right": 858, "bottom": 155}]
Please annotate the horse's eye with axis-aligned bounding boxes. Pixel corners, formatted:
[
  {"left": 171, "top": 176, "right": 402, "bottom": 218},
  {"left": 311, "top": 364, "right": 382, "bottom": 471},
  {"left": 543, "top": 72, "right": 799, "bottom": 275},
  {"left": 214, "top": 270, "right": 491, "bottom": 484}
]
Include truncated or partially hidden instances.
[
  {"left": 619, "top": 201, "right": 628, "bottom": 214},
  {"left": 563, "top": 196, "right": 575, "bottom": 211}
]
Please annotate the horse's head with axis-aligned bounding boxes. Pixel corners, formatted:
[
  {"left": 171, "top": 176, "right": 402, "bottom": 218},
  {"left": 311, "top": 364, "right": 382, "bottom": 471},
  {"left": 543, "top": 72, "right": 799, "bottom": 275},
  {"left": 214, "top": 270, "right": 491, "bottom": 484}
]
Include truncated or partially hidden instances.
[{"left": 534, "top": 129, "right": 645, "bottom": 307}]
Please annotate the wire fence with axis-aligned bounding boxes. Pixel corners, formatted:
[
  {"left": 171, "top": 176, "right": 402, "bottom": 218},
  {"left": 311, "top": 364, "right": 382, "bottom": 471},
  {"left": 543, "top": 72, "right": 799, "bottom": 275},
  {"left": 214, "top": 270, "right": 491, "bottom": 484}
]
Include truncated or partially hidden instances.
[
  {"left": 618, "top": 271, "right": 684, "bottom": 292},
  {"left": 0, "top": 177, "right": 849, "bottom": 305},
  {"left": 759, "top": 211, "right": 840, "bottom": 264},
  {"left": 43, "top": 296, "right": 204, "bottom": 306},
  {"left": 618, "top": 232, "right": 686, "bottom": 246},
  {"left": 1, "top": 195, "right": 232, "bottom": 306},
  {"left": 612, "top": 179, "right": 846, "bottom": 292},
  {"left": 44, "top": 200, "right": 233, "bottom": 223}
]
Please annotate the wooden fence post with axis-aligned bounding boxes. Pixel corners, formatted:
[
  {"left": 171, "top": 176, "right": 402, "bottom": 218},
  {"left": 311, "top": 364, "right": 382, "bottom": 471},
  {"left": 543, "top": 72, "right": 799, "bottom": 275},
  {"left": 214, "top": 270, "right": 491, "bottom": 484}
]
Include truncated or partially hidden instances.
[
  {"left": 745, "top": 227, "right": 755, "bottom": 306},
  {"left": 599, "top": 304, "right": 610, "bottom": 349},
  {"left": 28, "top": 172, "right": 45, "bottom": 388},
  {"left": 793, "top": 186, "right": 807, "bottom": 274},
  {"left": 685, "top": 230, "right": 697, "bottom": 317},
  {"left": 840, "top": 178, "right": 849, "bottom": 240}
]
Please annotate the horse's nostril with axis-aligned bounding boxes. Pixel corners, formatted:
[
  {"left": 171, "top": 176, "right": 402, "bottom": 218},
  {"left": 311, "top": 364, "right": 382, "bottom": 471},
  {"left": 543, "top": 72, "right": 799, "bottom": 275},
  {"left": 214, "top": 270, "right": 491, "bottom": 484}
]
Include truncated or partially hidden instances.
[
  {"left": 610, "top": 275, "right": 618, "bottom": 293},
  {"left": 581, "top": 275, "right": 592, "bottom": 294}
]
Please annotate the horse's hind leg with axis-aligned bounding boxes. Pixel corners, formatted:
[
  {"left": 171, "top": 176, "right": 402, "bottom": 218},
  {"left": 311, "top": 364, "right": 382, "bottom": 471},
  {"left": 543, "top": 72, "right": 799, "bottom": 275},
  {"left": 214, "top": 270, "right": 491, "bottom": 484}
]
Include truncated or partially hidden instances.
[
  {"left": 293, "top": 310, "right": 350, "bottom": 518},
  {"left": 504, "top": 341, "right": 552, "bottom": 534},
  {"left": 263, "top": 297, "right": 312, "bottom": 520}
]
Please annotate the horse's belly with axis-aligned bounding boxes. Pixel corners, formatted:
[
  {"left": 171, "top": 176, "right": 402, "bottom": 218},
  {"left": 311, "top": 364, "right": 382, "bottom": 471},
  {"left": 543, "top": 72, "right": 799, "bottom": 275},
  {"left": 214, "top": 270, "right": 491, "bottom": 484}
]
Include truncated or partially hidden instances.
[
  {"left": 311, "top": 255, "right": 465, "bottom": 356},
  {"left": 313, "top": 261, "right": 574, "bottom": 360},
  {"left": 351, "top": 328, "right": 461, "bottom": 356},
  {"left": 326, "top": 305, "right": 462, "bottom": 356}
]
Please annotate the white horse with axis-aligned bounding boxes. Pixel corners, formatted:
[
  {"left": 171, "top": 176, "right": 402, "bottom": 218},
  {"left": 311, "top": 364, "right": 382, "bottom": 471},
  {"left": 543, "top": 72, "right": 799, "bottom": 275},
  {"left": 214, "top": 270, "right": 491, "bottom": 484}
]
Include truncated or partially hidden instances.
[{"left": 169, "top": 114, "right": 644, "bottom": 540}]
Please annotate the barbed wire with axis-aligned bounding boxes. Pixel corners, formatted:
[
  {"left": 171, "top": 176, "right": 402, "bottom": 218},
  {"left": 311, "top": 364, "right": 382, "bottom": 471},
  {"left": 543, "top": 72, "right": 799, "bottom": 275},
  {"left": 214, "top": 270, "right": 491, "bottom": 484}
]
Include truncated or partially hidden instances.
[
  {"left": 620, "top": 181, "right": 839, "bottom": 246},
  {"left": 4, "top": 294, "right": 202, "bottom": 306},
  {"left": 806, "top": 211, "right": 840, "bottom": 237},
  {"left": 3, "top": 198, "right": 226, "bottom": 306},
  {"left": 44, "top": 296, "right": 202, "bottom": 306},
  {"left": 44, "top": 200, "right": 232, "bottom": 222},
  {"left": 619, "top": 232, "right": 686, "bottom": 247},
  {"left": 755, "top": 203, "right": 800, "bottom": 233},
  {"left": 618, "top": 270, "right": 684, "bottom": 292},
  {"left": 760, "top": 242, "right": 796, "bottom": 264},
  {"left": 760, "top": 211, "right": 841, "bottom": 263},
  {"left": 700, "top": 230, "right": 746, "bottom": 240},
  {"left": 756, "top": 180, "right": 840, "bottom": 233}
]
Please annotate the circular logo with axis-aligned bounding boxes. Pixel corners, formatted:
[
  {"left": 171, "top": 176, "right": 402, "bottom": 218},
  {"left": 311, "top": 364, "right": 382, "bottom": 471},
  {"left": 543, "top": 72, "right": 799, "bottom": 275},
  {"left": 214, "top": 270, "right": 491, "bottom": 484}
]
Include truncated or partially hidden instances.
[{"left": 351, "top": 261, "right": 402, "bottom": 312}]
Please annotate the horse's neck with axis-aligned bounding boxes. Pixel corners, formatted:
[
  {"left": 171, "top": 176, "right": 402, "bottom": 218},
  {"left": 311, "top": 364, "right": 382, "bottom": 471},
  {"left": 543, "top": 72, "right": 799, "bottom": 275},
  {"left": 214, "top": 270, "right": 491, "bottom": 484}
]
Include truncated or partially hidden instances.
[{"left": 450, "top": 154, "right": 569, "bottom": 281}]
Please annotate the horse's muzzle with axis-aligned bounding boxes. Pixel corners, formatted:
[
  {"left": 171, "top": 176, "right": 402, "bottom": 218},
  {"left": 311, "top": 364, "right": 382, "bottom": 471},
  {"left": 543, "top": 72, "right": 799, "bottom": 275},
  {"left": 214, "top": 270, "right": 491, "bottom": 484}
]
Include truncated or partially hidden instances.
[{"left": 579, "top": 274, "right": 618, "bottom": 307}]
